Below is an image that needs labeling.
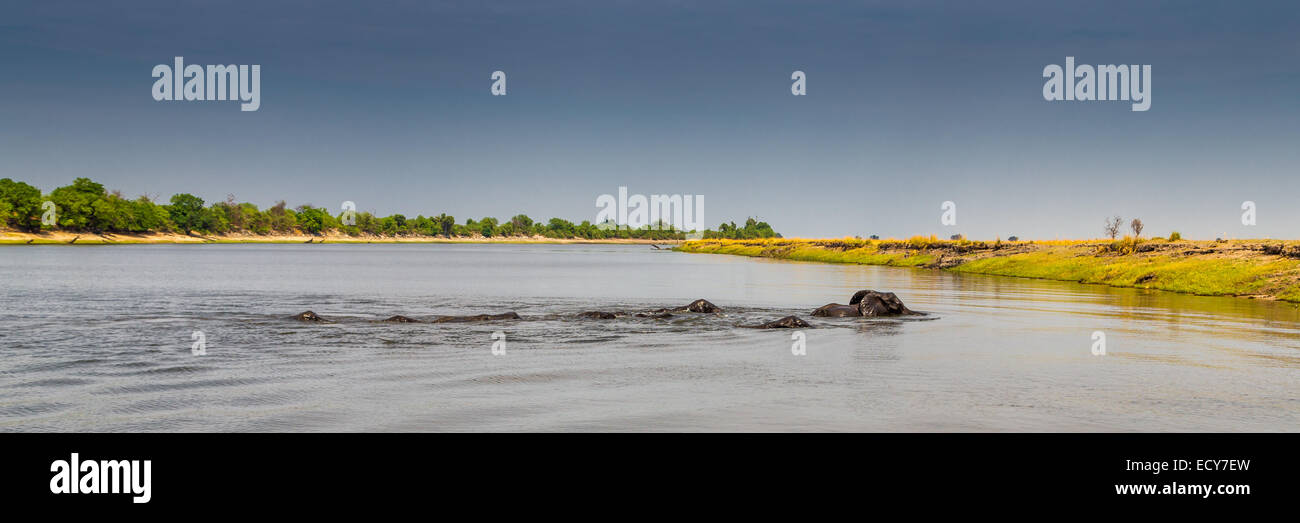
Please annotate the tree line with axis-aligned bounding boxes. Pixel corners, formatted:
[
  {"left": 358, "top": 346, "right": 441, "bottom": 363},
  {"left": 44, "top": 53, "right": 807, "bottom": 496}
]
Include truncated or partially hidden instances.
[{"left": 0, "top": 177, "right": 780, "bottom": 240}]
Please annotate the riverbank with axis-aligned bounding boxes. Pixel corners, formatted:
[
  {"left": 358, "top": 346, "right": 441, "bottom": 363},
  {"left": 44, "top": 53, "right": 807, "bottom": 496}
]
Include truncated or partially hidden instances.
[
  {"left": 0, "top": 230, "right": 683, "bottom": 245},
  {"left": 677, "top": 238, "right": 1300, "bottom": 303}
]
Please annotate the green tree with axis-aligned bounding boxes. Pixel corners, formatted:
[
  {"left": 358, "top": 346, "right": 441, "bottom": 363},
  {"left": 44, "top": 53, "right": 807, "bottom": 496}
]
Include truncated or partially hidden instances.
[
  {"left": 210, "top": 195, "right": 244, "bottom": 232},
  {"left": 436, "top": 214, "right": 455, "bottom": 236},
  {"left": 356, "top": 211, "right": 380, "bottom": 235},
  {"left": 49, "top": 178, "right": 108, "bottom": 231},
  {"left": 546, "top": 217, "right": 575, "bottom": 237},
  {"left": 267, "top": 200, "right": 297, "bottom": 232},
  {"left": 90, "top": 192, "right": 135, "bottom": 232},
  {"left": 130, "top": 196, "right": 173, "bottom": 232},
  {"left": 240, "top": 202, "right": 268, "bottom": 234},
  {"left": 380, "top": 214, "right": 405, "bottom": 235},
  {"left": 297, "top": 205, "right": 337, "bottom": 235},
  {"left": 510, "top": 214, "right": 533, "bottom": 235},
  {"left": 0, "top": 178, "right": 45, "bottom": 231},
  {"left": 167, "top": 193, "right": 208, "bottom": 234},
  {"left": 478, "top": 217, "right": 498, "bottom": 237}
]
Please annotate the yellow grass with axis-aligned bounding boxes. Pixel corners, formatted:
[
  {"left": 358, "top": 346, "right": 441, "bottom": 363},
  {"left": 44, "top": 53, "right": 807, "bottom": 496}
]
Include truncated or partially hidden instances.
[{"left": 679, "top": 238, "right": 1300, "bottom": 303}]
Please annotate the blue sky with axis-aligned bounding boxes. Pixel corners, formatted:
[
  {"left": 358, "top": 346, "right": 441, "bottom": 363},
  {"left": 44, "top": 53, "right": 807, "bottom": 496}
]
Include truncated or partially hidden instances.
[{"left": 1, "top": 0, "right": 1297, "bottom": 239}]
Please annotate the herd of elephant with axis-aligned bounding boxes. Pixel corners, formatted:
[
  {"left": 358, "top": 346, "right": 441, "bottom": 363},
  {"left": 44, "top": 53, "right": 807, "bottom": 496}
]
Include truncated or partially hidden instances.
[{"left": 291, "top": 290, "right": 920, "bottom": 329}]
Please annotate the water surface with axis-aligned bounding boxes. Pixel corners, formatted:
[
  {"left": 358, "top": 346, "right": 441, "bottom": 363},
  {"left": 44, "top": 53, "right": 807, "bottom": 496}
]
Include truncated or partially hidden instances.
[{"left": 1, "top": 244, "right": 1297, "bottom": 431}]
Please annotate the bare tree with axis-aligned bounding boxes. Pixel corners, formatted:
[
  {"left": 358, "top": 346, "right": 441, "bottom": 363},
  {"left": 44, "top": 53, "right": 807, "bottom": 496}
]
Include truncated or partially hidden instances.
[
  {"left": 1130, "top": 218, "right": 1144, "bottom": 238},
  {"left": 1104, "top": 216, "right": 1123, "bottom": 239}
]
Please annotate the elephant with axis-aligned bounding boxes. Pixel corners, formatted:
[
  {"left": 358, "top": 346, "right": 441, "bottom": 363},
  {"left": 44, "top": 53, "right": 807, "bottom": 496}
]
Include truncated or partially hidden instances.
[
  {"left": 812, "top": 290, "right": 917, "bottom": 317},
  {"left": 430, "top": 312, "right": 521, "bottom": 323},
  {"left": 653, "top": 299, "right": 722, "bottom": 313},
  {"left": 851, "top": 290, "right": 916, "bottom": 316},
  {"left": 742, "top": 315, "right": 810, "bottom": 329},
  {"left": 293, "top": 310, "right": 328, "bottom": 322},
  {"left": 810, "top": 304, "right": 860, "bottom": 317},
  {"left": 580, "top": 310, "right": 678, "bottom": 319}
]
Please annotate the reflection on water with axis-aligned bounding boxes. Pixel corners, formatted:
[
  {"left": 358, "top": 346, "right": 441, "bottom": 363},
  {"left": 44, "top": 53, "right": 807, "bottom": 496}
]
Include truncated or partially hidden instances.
[{"left": 0, "top": 244, "right": 1297, "bottom": 432}]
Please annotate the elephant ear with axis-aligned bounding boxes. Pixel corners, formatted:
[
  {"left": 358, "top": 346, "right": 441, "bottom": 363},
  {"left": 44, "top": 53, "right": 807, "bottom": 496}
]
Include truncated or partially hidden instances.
[
  {"left": 880, "top": 292, "right": 914, "bottom": 314},
  {"left": 857, "top": 295, "right": 888, "bottom": 316},
  {"left": 848, "top": 290, "right": 877, "bottom": 305},
  {"left": 857, "top": 292, "right": 915, "bottom": 316}
]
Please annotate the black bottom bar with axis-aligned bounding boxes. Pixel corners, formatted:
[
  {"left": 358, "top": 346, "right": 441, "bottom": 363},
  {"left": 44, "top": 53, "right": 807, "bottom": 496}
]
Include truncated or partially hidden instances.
[{"left": 3, "top": 433, "right": 1289, "bottom": 513}]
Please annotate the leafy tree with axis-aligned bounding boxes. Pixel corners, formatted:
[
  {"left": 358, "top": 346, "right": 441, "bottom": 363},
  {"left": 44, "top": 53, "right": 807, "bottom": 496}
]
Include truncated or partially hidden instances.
[
  {"left": 240, "top": 202, "right": 269, "bottom": 234},
  {"left": 703, "top": 217, "right": 776, "bottom": 240},
  {"left": 478, "top": 217, "right": 498, "bottom": 237},
  {"left": 49, "top": 178, "right": 108, "bottom": 231},
  {"left": 130, "top": 196, "right": 173, "bottom": 232},
  {"left": 356, "top": 211, "right": 380, "bottom": 235},
  {"left": 576, "top": 220, "right": 597, "bottom": 239},
  {"left": 411, "top": 215, "right": 435, "bottom": 236},
  {"left": 90, "top": 192, "right": 134, "bottom": 232},
  {"left": 211, "top": 195, "right": 244, "bottom": 232},
  {"left": 436, "top": 214, "right": 455, "bottom": 236},
  {"left": 0, "top": 176, "right": 777, "bottom": 241},
  {"left": 267, "top": 200, "right": 296, "bottom": 232},
  {"left": 546, "top": 217, "right": 574, "bottom": 237},
  {"left": 206, "top": 204, "right": 232, "bottom": 233},
  {"left": 0, "top": 178, "right": 45, "bottom": 231},
  {"left": 380, "top": 214, "right": 405, "bottom": 235},
  {"left": 167, "top": 193, "right": 208, "bottom": 234},
  {"left": 0, "top": 197, "right": 9, "bottom": 226},
  {"left": 297, "top": 205, "right": 337, "bottom": 235},
  {"left": 510, "top": 214, "right": 533, "bottom": 234}
]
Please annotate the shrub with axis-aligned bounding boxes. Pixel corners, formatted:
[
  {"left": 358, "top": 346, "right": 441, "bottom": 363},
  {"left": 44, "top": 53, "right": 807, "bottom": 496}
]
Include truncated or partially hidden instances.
[{"left": 1110, "top": 235, "right": 1139, "bottom": 255}]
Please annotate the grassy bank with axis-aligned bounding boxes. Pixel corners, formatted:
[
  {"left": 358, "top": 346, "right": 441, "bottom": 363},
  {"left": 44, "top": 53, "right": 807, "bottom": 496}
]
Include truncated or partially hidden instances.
[
  {"left": 0, "top": 230, "right": 682, "bottom": 246},
  {"left": 677, "top": 238, "right": 1300, "bottom": 303}
]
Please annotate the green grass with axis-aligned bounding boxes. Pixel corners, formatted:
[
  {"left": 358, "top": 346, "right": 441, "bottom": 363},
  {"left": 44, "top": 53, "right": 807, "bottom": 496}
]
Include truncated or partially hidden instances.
[
  {"left": 680, "top": 241, "right": 935, "bottom": 267},
  {"left": 950, "top": 249, "right": 1294, "bottom": 297},
  {"left": 679, "top": 240, "right": 1300, "bottom": 303}
]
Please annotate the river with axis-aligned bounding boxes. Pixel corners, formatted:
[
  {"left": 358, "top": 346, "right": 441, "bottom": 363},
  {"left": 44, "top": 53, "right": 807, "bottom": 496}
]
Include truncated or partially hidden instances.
[{"left": 1, "top": 244, "right": 1296, "bottom": 431}]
